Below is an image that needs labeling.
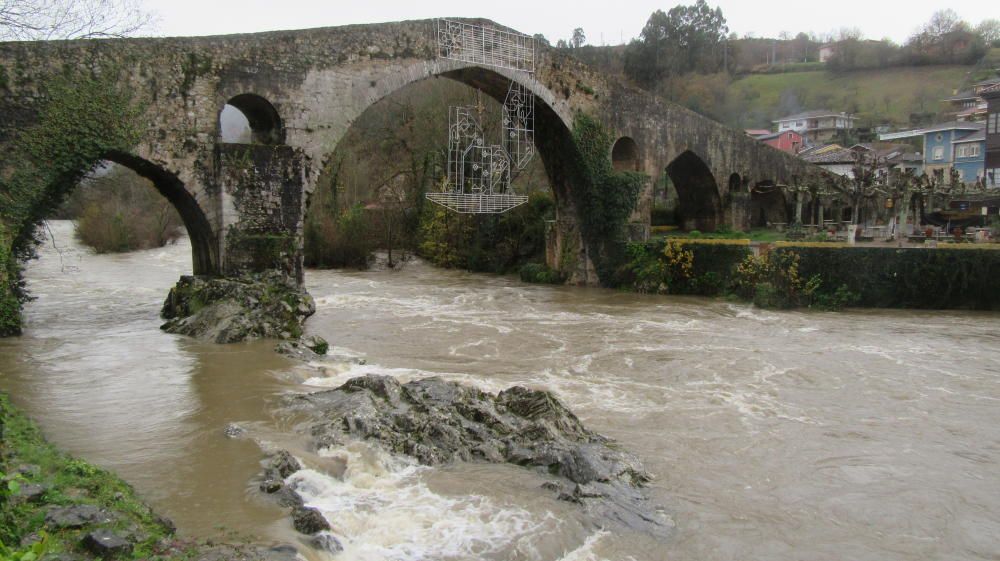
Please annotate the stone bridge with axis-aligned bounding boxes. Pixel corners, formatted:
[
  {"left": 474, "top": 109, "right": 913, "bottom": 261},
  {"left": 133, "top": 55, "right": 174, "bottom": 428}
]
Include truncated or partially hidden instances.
[{"left": 0, "top": 18, "right": 833, "bottom": 285}]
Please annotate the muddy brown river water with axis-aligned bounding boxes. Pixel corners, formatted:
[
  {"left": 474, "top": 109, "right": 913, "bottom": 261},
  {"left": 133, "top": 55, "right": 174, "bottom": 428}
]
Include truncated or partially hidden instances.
[{"left": 2, "top": 220, "right": 1000, "bottom": 561}]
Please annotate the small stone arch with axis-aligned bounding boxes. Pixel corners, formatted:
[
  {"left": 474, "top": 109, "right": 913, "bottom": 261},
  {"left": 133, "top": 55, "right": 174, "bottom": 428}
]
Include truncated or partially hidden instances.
[
  {"left": 665, "top": 150, "right": 722, "bottom": 231},
  {"left": 749, "top": 180, "right": 788, "bottom": 228},
  {"left": 728, "top": 173, "right": 743, "bottom": 193},
  {"left": 219, "top": 94, "right": 284, "bottom": 145},
  {"left": 611, "top": 137, "right": 640, "bottom": 172}
]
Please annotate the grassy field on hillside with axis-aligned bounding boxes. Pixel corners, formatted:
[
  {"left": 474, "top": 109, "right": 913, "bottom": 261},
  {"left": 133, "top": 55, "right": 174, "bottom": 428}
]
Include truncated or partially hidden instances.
[{"left": 726, "top": 65, "right": 975, "bottom": 129}]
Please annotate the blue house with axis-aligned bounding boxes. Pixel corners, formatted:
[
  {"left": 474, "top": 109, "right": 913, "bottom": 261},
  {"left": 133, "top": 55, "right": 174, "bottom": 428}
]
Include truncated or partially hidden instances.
[
  {"left": 952, "top": 130, "right": 985, "bottom": 185},
  {"left": 880, "top": 121, "right": 985, "bottom": 183}
]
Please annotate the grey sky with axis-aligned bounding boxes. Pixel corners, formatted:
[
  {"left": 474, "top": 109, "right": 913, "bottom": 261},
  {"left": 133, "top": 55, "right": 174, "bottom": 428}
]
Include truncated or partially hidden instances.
[{"left": 140, "top": 0, "right": 992, "bottom": 45}]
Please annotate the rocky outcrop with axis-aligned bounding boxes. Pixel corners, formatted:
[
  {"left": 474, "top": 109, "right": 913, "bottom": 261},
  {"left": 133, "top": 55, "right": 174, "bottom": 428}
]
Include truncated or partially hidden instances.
[
  {"left": 160, "top": 272, "right": 315, "bottom": 344},
  {"left": 291, "top": 507, "right": 330, "bottom": 535},
  {"left": 294, "top": 375, "right": 670, "bottom": 539},
  {"left": 275, "top": 335, "right": 329, "bottom": 359}
]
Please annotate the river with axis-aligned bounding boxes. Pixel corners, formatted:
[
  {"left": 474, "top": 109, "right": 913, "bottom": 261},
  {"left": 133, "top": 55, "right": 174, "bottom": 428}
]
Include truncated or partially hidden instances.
[{"left": 1, "top": 220, "right": 999, "bottom": 561}]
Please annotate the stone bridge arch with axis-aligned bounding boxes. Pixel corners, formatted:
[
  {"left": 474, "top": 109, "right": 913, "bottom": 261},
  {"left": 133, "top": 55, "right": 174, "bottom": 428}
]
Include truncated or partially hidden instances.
[
  {"left": 281, "top": 58, "right": 575, "bottom": 201},
  {"left": 664, "top": 149, "right": 723, "bottom": 231},
  {"left": 103, "top": 151, "right": 220, "bottom": 275}
]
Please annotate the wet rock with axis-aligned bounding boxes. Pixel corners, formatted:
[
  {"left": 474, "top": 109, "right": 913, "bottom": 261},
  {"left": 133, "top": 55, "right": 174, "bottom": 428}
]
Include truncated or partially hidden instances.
[
  {"left": 269, "top": 451, "right": 302, "bottom": 478},
  {"left": 192, "top": 545, "right": 298, "bottom": 561},
  {"left": 42, "top": 554, "right": 84, "bottom": 561},
  {"left": 258, "top": 451, "right": 307, "bottom": 507},
  {"left": 309, "top": 532, "right": 344, "bottom": 554},
  {"left": 302, "top": 335, "right": 329, "bottom": 355},
  {"left": 81, "top": 529, "right": 132, "bottom": 558},
  {"left": 259, "top": 478, "right": 283, "bottom": 494},
  {"left": 275, "top": 335, "right": 329, "bottom": 360},
  {"left": 224, "top": 423, "right": 248, "bottom": 439},
  {"left": 152, "top": 512, "right": 177, "bottom": 534},
  {"left": 265, "top": 545, "right": 300, "bottom": 561},
  {"left": 291, "top": 506, "right": 330, "bottom": 535},
  {"left": 161, "top": 273, "right": 315, "bottom": 344},
  {"left": 295, "top": 375, "right": 670, "bottom": 539},
  {"left": 272, "top": 486, "right": 304, "bottom": 508},
  {"left": 15, "top": 464, "right": 41, "bottom": 478},
  {"left": 15, "top": 483, "right": 47, "bottom": 503},
  {"left": 44, "top": 505, "right": 113, "bottom": 529}
]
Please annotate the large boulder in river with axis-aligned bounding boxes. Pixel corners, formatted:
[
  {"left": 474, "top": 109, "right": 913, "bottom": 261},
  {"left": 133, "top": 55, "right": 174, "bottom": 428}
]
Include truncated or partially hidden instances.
[
  {"left": 295, "top": 375, "right": 670, "bottom": 539},
  {"left": 160, "top": 272, "right": 315, "bottom": 344}
]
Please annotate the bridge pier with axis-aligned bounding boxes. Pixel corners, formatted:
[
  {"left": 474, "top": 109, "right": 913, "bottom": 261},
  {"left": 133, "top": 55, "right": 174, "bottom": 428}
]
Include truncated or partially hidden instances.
[{"left": 216, "top": 144, "right": 309, "bottom": 286}]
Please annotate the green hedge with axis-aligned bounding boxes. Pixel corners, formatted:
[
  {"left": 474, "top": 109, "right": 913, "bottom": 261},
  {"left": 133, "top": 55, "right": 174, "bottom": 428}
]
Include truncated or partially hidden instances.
[
  {"left": 620, "top": 240, "right": 1000, "bottom": 310},
  {"left": 777, "top": 246, "right": 1000, "bottom": 310}
]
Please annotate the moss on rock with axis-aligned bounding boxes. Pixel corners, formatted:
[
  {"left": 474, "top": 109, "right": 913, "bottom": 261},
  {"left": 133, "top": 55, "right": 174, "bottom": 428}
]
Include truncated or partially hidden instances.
[{"left": 160, "top": 272, "right": 315, "bottom": 344}]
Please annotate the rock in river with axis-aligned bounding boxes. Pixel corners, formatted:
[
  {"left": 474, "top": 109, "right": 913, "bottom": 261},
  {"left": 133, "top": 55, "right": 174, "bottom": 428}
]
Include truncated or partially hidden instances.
[
  {"left": 160, "top": 272, "right": 315, "bottom": 344},
  {"left": 294, "top": 375, "right": 671, "bottom": 539}
]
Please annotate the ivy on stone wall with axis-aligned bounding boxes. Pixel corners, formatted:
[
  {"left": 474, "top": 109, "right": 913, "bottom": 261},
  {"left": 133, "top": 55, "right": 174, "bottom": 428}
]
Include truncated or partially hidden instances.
[
  {"left": 0, "top": 66, "right": 144, "bottom": 336},
  {"left": 567, "top": 113, "right": 647, "bottom": 284}
]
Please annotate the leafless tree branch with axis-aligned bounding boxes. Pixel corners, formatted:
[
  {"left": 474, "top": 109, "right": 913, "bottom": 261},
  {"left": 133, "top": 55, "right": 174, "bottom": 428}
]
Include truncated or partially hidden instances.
[{"left": 0, "top": 0, "right": 155, "bottom": 41}]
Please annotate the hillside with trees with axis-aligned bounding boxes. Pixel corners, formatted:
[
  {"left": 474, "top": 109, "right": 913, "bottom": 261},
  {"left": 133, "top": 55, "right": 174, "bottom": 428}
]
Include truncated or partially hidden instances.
[{"left": 561, "top": 3, "right": 999, "bottom": 133}]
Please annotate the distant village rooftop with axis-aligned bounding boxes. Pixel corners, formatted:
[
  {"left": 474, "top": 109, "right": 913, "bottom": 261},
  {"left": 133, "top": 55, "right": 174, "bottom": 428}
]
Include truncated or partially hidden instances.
[{"left": 772, "top": 110, "right": 855, "bottom": 123}]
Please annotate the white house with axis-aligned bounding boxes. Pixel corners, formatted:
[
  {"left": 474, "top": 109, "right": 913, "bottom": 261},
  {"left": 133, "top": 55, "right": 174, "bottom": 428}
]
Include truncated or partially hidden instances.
[{"left": 774, "top": 110, "right": 856, "bottom": 142}]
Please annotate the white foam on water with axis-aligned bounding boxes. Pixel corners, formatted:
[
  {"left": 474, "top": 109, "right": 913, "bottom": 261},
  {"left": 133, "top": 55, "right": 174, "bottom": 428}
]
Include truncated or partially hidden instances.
[
  {"left": 299, "top": 360, "right": 512, "bottom": 395},
  {"left": 554, "top": 530, "right": 638, "bottom": 561},
  {"left": 286, "top": 442, "right": 560, "bottom": 561}
]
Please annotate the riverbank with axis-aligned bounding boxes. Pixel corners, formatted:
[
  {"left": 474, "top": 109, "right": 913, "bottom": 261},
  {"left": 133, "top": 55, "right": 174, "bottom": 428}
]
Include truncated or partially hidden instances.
[
  {"left": 0, "top": 394, "right": 296, "bottom": 561},
  {"left": 611, "top": 238, "right": 1000, "bottom": 310}
]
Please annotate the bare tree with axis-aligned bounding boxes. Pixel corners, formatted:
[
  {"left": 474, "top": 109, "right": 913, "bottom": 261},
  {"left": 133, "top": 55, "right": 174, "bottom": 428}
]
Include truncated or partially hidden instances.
[{"left": 0, "top": 0, "right": 154, "bottom": 41}]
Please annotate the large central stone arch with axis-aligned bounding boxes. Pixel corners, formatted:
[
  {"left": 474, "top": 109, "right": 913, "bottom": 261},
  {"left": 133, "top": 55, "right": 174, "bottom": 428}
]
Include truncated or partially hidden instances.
[{"left": 297, "top": 60, "right": 577, "bottom": 223}]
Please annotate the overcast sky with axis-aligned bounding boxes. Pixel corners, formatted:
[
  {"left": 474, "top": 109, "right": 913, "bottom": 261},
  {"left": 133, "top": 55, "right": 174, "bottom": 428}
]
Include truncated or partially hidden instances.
[{"left": 140, "top": 0, "right": 991, "bottom": 45}]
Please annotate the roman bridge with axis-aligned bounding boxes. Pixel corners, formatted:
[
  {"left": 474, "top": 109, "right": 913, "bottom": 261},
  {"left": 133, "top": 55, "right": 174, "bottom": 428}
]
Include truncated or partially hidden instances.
[{"left": 0, "top": 18, "right": 833, "bottom": 285}]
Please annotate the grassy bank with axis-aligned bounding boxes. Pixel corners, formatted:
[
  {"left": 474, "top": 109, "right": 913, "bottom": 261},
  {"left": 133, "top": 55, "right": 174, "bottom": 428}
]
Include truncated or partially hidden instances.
[
  {"left": 0, "top": 394, "right": 190, "bottom": 560},
  {"left": 0, "top": 395, "right": 297, "bottom": 561}
]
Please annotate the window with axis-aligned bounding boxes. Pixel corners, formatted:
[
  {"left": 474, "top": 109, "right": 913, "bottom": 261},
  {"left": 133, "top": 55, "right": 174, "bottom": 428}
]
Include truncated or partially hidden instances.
[
  {"left": 955, "top": 144, "right": 980, "bottom": 158},
  {"left": 989, "top": 169, "right": 1000, "bottom": 188},
  {"left": 990, "top": 114, "right": 999, "bottom": 135},
  {"left": 932, "top": 146, "right": 944, "bottom": 160},
  {"left": 795, "top": 121, "right": 803, "bottom": 127}
]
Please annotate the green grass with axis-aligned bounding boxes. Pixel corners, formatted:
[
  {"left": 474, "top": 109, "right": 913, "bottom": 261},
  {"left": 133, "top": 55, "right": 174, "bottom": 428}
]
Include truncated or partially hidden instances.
[
  {"left": 0, "top": 394, "right": 196, "bottom": 560},
  {"left": 658, "top": 228, "right": 787, "bottom": 242},
  {"left": 728, "top": 65, "right": 974, "bottom": 128}
]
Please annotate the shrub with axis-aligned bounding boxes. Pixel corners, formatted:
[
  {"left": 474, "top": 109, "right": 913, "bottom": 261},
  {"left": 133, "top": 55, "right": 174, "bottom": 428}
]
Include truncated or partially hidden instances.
[
  {"left": 622, "top": 242, "right": 667, "bottom": 293},
  {"left": 418, "top": 191, "right": 555, "bottom": 273},
  {"left": 735, "top": 250, "right": 819, "bottom": 308},
  {"left": 304, "top": 203, "right": 375, "bottom": 269},
  {"left": 650, "top": 207, "right": 674, "bottom": 226},
  {"left": 63, "top": 165, "right": 183, "bottom": 254},
  {"left": 812, "top": 284, "right": 861, "bottom": 311},
  {"left": 519, "top": 263, "right": 566, "bottom": 284}
]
